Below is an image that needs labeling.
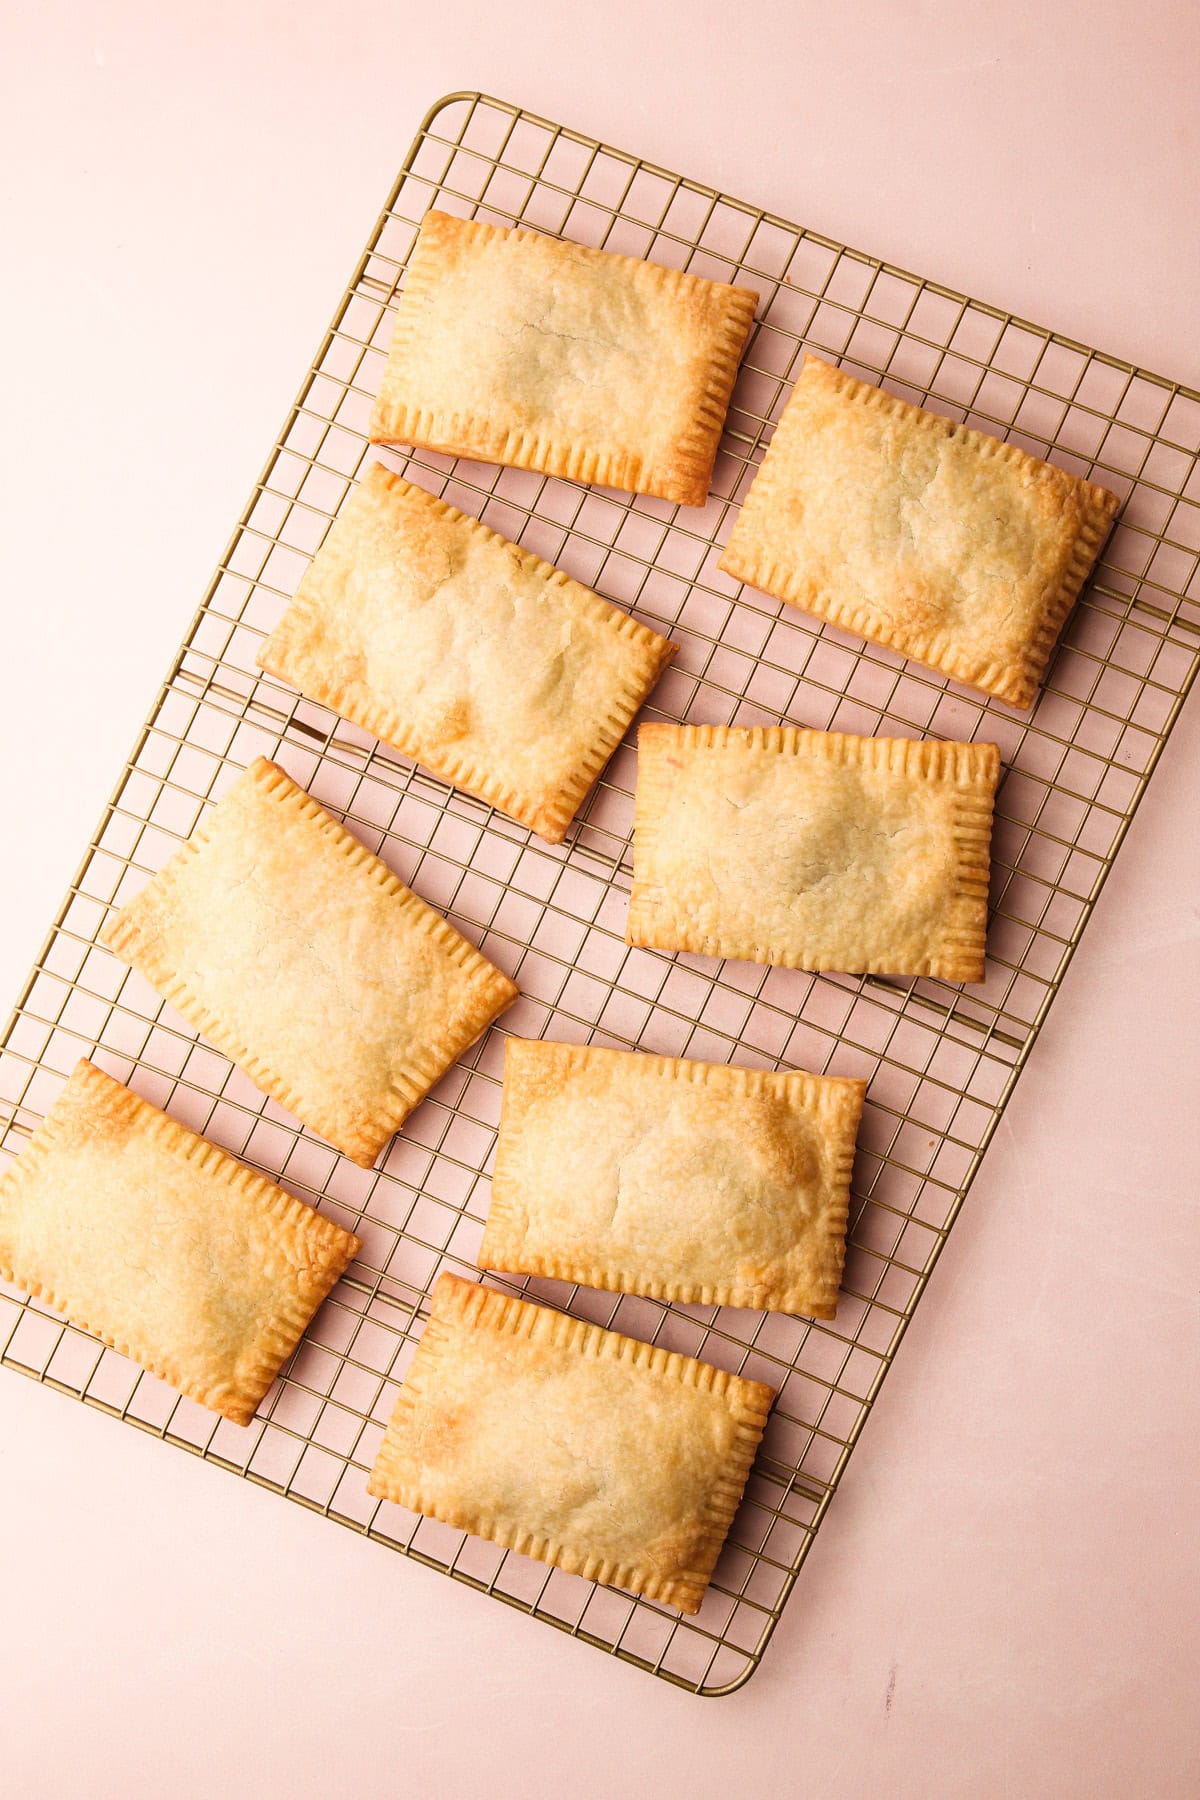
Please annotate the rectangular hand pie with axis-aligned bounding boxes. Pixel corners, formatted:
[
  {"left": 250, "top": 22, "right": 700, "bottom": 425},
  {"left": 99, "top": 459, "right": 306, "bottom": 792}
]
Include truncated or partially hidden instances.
[
  {"left": 480, "top": 1038, "right": 866, "bottom": 1318},
  {"left": 369, "top": 209, "right": 759, "bottom": 507},
  {"left": 627, "top": 724, "right": 1000, "bottom": 982},
  {"left": 367, "top": 1271, "right": 773, "bottom": 1614},
  {"left": 0, "top": 1060, "right": 361, "bottom": 1424},
  {"left": 257, "top": 463, "right": 675, "bottom": 842},
  {"left": 100, "top": 757, "right": 518, "bottom": 1166},
  {"left": 720, "top": 356, "right": 1120, "bottom": 707}
]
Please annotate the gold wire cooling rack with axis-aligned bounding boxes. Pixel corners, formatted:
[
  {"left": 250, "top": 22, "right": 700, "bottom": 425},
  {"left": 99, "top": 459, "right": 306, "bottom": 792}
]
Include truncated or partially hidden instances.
[{"left": 2, "top": 91, "right": 1198, "bottom": 1698}]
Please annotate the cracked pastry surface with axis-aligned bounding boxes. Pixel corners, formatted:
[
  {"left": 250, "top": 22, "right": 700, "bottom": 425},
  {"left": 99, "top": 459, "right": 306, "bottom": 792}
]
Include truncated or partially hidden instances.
[
  {"left": 0, "top": 1060, "right": 360, "bottom": 1425},
  {"left": 257, "top": 463, "right": 675, "bottom": 842},
  {"left": 627, "top": 723, "right": 1000, "bottom": 982},
  {"left": 719, "top": 356, "right": 1120, "bottom": 707},
  {"left": 369, "top": 210, "right": 759, "bottom": 507},
  {"left": 100, "top": 757, "right": 518, "bottom": 1166},
  {"left": 480, "top": 1038, "right": 865, "bottom": 1318},
  {"left": 367, "top": 1272, "right": 773, "bottom": 1614}
]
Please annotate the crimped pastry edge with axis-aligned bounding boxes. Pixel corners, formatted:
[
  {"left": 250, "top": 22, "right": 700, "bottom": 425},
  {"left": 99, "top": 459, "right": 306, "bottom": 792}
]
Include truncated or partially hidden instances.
[
  {"left": 0, "top": 1059, "right": 361, "bottom": 1424},
  {"left": 367, "top": 1271, "right": 773, "bottom": 1613},
  {"left": 257, "top": 465, "right": 676, "bottom": 842},
  {"left": 719, "top": 356, "right": 1120, "bottom": 707},
  {"left": 369, "top": 210, "right": 759, "bottom": 507},
  {"left": 480, "top": 1037, "right": 865, "bottom": 1318},
  {"left": 626, "top": 723, "right": 1000, "bottom": 983},
  {"left": 100, "top": 758, "right": 518, "bottom": 1165}
]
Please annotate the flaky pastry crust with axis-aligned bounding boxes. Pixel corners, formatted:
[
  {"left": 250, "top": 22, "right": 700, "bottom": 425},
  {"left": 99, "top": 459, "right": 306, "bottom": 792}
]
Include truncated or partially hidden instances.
[
  {"left": 367, "top": 1272, "right": 773, "bottom": 1614},
  {"left": 100, "top": 758, "right": 517, "bottom": 1166},
  {"left": 627, "top": 724, "right": 1000, "bottom": 982},
  {"left": 258, "top": 464, "right": 675, "bottom": 842},
  {"left": 370, "top": 210, "right": 758, "bottom": 507},
  {"left": 720, "top": 357, "right": 1119, "bottom": 707},
  {"left": 481, "top": 1039, "right": 865, "bottom": 1318},
  {"left": 0, "top": 1060, "right": 360, "bottom": 1424}
]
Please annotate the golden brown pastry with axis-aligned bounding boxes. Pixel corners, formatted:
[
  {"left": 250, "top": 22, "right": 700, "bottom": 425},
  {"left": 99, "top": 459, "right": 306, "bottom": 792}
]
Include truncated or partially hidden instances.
[
  {"left": 720, "top": 356, "right": 1119, "bottom": 707},
  {"left": 257, "top": 463, "right": 675, "bottom": 842},
  {"left": 368, "top": 1272, "right": 773, "bottom": 1614},
  {"left": 370, "top": 209, "right": 759, "bottom": 506},
  {"left": 627, "top": 723, "right": 1000, "bottom": 982},
  {"left": 0, "top": 1060, "right": 360, "bottom": 1424},
  {"left": 481, "top": 1038, "right": 865, "bottom": 1317},
  {"left": 101, "top": 757, "right": 517, "bottom": 1166}
]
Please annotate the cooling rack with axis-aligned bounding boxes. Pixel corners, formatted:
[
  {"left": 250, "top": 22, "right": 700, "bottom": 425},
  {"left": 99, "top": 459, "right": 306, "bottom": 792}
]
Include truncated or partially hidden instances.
[{"left": 2, "top": 91, "right": 1198, "bottom": 1698}]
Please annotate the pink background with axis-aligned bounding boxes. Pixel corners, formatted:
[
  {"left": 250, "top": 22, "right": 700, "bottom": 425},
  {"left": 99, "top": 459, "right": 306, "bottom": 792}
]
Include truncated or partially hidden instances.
[{"left": 1, "top": 3, "right": 1198, "bottom": 1794}]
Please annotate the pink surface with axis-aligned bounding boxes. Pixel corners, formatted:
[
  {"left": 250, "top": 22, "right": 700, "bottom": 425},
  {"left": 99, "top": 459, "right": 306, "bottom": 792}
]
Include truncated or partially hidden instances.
[{"left": 1, "top": 3, "right": 1198, "bottom": 1795}]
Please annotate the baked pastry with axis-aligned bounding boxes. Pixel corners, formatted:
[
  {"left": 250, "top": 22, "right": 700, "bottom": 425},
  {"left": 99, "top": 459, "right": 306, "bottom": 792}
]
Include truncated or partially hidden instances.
[
  {"left": 100, "top": 757, "right": 517, "bottom": 1166},
  {"left": 369, "top": 209, "right": 759, "bottom": 507},
  {"left": 480, "top": 1038, "right": 865, "bottom": 1318},
  {"left": 720, "top": 356, "right": 1120, "bottom": 707},
  {"left": 627, "top": 723, "right": 1000, "bottom": 982},
  {"left": 257, "top": 463, "right": 675, "bottom": 843},
  {"left": 367, "top": 1272, "right": 773, "bottom": 1614},
  {"left": 0, "top": 1060, "right": 360, "bottom": 1424}
]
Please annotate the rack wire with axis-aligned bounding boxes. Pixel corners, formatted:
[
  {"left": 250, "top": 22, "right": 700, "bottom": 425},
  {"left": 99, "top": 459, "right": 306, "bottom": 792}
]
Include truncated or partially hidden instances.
[{"left": 2, "top": 91, "right": 1197, "bottom": 1697}]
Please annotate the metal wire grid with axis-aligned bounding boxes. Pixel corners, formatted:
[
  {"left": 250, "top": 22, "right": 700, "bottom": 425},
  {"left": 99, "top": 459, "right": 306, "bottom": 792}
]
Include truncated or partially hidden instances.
[{"left": 1, "top": 91, "right": 1197, "bottom": 1698}]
